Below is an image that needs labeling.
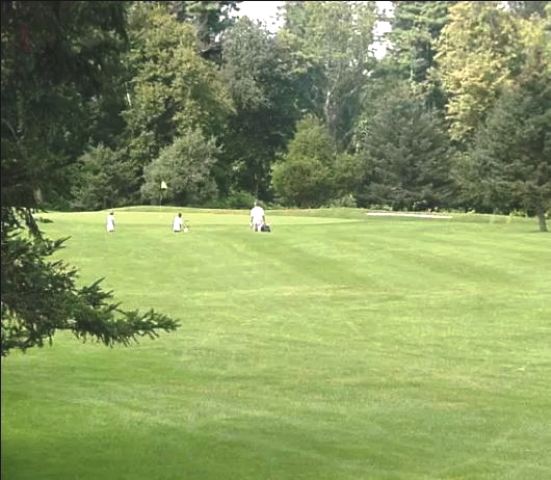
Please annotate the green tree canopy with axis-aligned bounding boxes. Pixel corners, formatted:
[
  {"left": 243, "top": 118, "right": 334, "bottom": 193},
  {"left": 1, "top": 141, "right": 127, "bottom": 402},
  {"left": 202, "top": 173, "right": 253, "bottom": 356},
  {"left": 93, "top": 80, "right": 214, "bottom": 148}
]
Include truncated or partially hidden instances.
[
  {"left": 271, "top": 116, "right": 335, "bottom": 207},
  {"left": 166, "top": 1, "right": 242, "bottom": 62},
  {"left": 386, "top": 1, "right": 456, "bottom": 109},
  {"left": 281, "top": 1, "right": 377, "bottom": 149},
  {"left": 141, "top": 129, "right": 221, "bottom": 205},
  {"left": 220, "top": 18, "right": 300, "bottom": 198},
  {"left": 435, "top": 1, "right": 521, "bottom": 141},
  {"left": 124, "top": 4, "right": 233, "bottom": 147}
]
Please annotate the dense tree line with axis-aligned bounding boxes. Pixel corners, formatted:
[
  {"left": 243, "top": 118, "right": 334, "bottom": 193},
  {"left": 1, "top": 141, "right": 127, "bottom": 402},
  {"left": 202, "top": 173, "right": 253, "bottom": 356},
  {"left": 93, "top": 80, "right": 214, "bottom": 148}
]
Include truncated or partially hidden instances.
[
  {"left": 1, "top": 1, "right": 549, "bottom": 354},
  {"left": 5, "top": 1, "right": 548, "bottom": 223}
]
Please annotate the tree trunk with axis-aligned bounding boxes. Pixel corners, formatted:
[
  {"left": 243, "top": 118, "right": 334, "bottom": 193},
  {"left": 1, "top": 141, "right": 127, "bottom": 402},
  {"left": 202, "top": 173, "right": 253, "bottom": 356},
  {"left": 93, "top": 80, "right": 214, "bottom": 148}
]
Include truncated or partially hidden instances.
[
  {"left": 324, "top": 89, "right": 338, "bottom": 149},
  {"left": 536, "top": 207, "right": 548, "bottom": 232}
]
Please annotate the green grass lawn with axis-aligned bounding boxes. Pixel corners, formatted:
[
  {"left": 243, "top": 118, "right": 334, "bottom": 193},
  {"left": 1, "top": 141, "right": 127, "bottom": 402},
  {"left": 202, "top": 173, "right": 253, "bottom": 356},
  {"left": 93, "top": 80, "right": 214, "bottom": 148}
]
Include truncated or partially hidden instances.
[{"left": 2, "top": 208, "right": 550, "bottom": 480}]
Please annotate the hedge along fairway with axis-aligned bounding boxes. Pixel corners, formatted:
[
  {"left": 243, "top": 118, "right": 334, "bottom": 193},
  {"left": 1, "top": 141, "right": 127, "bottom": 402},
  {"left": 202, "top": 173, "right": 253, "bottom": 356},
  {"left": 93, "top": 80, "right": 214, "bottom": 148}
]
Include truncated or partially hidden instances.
[{"left": 2, "top": 208, "right": 550, "bottom": 480}]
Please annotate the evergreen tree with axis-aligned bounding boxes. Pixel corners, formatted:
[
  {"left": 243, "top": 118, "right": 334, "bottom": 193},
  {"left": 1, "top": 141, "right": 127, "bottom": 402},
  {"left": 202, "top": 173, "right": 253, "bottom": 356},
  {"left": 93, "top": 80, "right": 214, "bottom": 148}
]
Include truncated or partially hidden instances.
[
  {"left": 356, "top": 84, "right": 454, "bottom": 210},
  {"left": 71, "top": 145, "right": 136, "bottom": 211},
  {"left": 464, "top": 14, "right": 551, "bottom": 231},
  {"left": 387, "top": 1, "right": 456, "bottom": 109},
  {"left": 1, "top": 1, "right": 179, "bottom": 356}
]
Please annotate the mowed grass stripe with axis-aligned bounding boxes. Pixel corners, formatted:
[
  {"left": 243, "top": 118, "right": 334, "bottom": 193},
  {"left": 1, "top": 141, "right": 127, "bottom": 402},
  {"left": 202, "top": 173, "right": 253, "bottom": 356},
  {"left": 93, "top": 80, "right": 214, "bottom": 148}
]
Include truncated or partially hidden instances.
[{"left": 2, "top": 209, "right": 550, "bottom": 480}]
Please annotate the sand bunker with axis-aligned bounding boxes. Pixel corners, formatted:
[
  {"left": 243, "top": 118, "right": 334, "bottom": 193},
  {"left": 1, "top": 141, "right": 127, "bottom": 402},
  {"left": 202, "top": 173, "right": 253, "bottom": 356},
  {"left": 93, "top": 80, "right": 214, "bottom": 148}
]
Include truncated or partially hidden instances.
[{"left": 366, "top": 211, "right": 452, "bottom": 219}]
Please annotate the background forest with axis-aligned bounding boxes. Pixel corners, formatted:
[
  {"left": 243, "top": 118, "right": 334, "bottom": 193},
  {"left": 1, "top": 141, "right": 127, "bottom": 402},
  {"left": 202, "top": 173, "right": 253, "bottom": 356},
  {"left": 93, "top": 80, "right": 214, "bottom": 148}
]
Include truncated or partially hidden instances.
[{"left": 2, "top": 1, "right": 549, "bottom": 226}]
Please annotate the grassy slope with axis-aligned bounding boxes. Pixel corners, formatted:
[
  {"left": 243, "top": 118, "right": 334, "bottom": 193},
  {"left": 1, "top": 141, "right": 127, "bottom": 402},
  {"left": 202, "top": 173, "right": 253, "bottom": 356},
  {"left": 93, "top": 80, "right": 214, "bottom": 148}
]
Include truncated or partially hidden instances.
[{"left": 2, "top": 209, "right": 550, "bottom": 480}]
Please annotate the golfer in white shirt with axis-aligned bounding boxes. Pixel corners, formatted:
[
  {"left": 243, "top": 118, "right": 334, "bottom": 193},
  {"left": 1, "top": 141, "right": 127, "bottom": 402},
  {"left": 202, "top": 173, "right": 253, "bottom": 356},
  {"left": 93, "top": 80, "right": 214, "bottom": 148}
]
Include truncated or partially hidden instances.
[
  {"left": 250, "top": 201, "right": 265, "bottom": 232},
  {"left": 173, "top": 213, "right": 184, "bottom": 232},
  {"left": 106, "top": 212, "right": 115, "bottom": 232}
]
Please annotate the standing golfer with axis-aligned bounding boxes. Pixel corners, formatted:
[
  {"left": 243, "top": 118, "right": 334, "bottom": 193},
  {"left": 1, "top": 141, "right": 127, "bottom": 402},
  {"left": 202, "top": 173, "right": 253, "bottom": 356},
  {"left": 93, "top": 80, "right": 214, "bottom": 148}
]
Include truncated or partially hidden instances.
[
  {"left": 250, "top": 200, "right": 265, "bottom": 232},
  {"left": 106, "top": 212, "right": 115, "bottom": 232},
  {"left": 173, "top": 212, "right": 184, "bottom": 232}
]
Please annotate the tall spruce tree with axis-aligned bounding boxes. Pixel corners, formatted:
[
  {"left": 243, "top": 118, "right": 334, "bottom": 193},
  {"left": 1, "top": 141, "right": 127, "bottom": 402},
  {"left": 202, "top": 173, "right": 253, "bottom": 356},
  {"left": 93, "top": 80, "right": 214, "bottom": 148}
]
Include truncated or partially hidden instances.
[
  {"left": 387, "top": 1, "right": 456, "bottom": 109},
  {"left": 356, "top": 84, "right": 454, "bottom": 210}
]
